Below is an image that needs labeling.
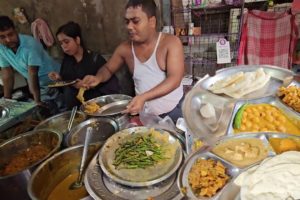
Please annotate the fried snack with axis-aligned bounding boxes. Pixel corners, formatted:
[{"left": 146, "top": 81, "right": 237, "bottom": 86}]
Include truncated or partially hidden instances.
[
  {"left": 76, "top": 87, "right": 86, "bottom": 104},
  {"left": 84, "top": 102, "right": 100, "bottom": 114},
  {"left": 277, "top": 86, "right": 300, "bottom": 113},
  {"left": 188, "top": 159, "right": 229, "bottom": 197},
  {"left": 76, "top": 88, "right": 100, "bottom": 114}
]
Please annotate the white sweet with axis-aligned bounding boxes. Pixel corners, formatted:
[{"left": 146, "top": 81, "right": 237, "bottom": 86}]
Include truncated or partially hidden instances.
[
  {"left": 200, "top": 103, "right": 216, "bottom": 119},
  {"left": 235, "top": 151, "right": 300, "bottom": 200}
]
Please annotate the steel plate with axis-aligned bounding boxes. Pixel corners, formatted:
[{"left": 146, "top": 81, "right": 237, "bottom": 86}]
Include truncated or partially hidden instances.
[
  {"left": 196, "top": 65, "right": 294, "bottom": 100},
  {"left": 177, "top": 149, "right": 240, "bottom": 200},
  {"left": 98, "top": 127, "right": 183, "bottom": 187},
  {"left": 80, "top": 94, "right": 132, "bottom": 117},
  {"left": 276, "top": 80, "right": 300, "bottom": 117},
  {"left": 84, "top": 152, "right": 184, "bottom": 200},
  {"left": 182, "top": 87, "right": 235, "bottom": 139},
  {"left": 227, "top": 96, "right": 300, "bottom": 135},
  {"left": 48, "top": 80, "right": 77, "bottom": 88}
]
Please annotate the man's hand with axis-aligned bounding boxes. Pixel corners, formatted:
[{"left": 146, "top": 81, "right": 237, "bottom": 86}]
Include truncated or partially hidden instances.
[
  {"left": 48, "top": 72, "right": 61, "bottom": 81},
  {"left": 124, "top": 95, "right": 146, "bottom": 115},
  {"left": 80, "top": 75, "right": 101, "bottom": 89}
]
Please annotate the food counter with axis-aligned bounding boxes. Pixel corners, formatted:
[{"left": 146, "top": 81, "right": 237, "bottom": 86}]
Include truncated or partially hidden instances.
[
  {"left": 0, "top": 99, "right": 36, "bottom": 133},
  {"left": 1, "top": 65, "right": 300, "bottom": 200}
]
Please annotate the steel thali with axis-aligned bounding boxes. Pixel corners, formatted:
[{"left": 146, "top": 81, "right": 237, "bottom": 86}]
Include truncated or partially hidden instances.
[
  {"left": 85, "top": 127, "right": 187, "bottom": 200},
  {"left": 181, "top": 64, "right": 300, "bottom": 199},
  {"left": 196, "top": 65, "right": 294, "bottom": 100},
  {"left": 98, "top": 127, "right": 183, "bottom": 187},
  {"left": 80, "top": 94, "right": 132, "bottom": 117},
  {"left": 177, "top": 133, "right": 300, "bottom": 200}
]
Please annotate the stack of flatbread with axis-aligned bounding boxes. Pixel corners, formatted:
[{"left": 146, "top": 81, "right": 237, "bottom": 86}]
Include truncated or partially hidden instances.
[{"left": 208, "top": 68, "right": 270, "bottom": 99}]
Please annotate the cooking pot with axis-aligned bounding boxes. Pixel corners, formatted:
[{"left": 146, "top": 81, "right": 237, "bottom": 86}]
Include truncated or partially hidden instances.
[
  {"left": 65, "top": 118, "right": 118, "bottom": 147},
  {"left": 28, "top": 143, "right": 101, "bottom": 200},
  {"left": 34, "top": 110, "right": 86, "bottom": 135},
  {"left": 0, "top": 129, "right": 62, "bottom": 200}
]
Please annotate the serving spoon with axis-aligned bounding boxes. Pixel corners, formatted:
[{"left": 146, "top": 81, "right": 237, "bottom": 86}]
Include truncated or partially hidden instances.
[
  {"left": 69, "top": 126, "right": 92, "bottom": 190},
  {"left": 66, "top": 106, "right": 77, "bottom": 134}
]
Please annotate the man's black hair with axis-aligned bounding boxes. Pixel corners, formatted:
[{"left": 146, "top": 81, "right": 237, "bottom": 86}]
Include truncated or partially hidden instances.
[
  {"left": 0, "top": 16, "right": 15, "bottom": 31},
  {"left": 125, "top": 0, "right": 157, "bottom": 18}
]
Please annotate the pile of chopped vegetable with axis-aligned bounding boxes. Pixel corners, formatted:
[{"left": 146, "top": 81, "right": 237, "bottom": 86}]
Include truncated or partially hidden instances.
[{"left": 113, "top": 134, "right": 167, "bottom": 169}]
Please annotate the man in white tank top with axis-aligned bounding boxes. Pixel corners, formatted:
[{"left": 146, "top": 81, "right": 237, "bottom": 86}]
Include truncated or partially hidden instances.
[{"left": 80, "top": 0, "right": 184, "bottom": 122}]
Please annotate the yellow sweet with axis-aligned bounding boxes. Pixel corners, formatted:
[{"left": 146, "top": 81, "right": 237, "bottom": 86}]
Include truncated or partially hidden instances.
[{"left": 269, "top": 138, "right": 299, "bottom": 154}]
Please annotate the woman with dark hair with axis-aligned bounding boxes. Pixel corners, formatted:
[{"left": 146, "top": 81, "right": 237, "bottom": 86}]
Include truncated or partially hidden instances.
[{"left": 49, "top": 21, "right": 120, "bottom": 109}]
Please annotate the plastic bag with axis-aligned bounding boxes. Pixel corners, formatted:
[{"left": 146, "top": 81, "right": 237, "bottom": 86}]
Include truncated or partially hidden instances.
[{"left": 139, "top": 107, "right": 176, "bottom": 131}]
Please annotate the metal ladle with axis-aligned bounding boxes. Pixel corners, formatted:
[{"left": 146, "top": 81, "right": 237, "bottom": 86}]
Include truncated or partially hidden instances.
[
  {"left": 66, "top": 106, "right": 77, "bottom": 134},
  {"left": 69, "top": 126, "right": 92, "bottom": 190}
]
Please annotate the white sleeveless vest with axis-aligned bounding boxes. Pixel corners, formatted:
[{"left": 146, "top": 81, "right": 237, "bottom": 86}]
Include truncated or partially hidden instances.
[{"left": 132, "top": 33, "right": 183, "bottom": 115}]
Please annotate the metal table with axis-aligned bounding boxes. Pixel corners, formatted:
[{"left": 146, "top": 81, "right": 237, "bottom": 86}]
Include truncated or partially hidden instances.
[{"left": 0, "top": 99, "right": 36, "bottom": 133}]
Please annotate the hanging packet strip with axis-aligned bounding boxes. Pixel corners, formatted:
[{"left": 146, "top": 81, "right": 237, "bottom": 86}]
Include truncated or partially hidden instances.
[{"left": 216, "top": 38, "right": 231, "bottom": 64}]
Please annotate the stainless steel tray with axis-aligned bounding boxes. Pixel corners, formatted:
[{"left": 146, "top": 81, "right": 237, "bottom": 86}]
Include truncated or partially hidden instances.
[
  {"left": 84, "top": 152, "right": 183, "bottom": 200},
  {"left": 178, "top": 133, "right": 300, "bottom": 200},
  {"left": 80, "top": 94, "right": 132, "bottom": 117},
  {"left": 98, "top": 127, "right": 183, "bottom": 187},
  {"left": 177, "top": 149, "right": 240, "bottom": 200},
  {"left": 217, "top": 133, "right": 300, "bottom": 200},
  {"left": 276, "top": 80, "right": 300, "bottom": 117},
  {"left": 226, "top": 96, "right": 300, "bottom": 135},
  {"left": 182, "top": 88, "right": 235, "bottom": 139},
  {"left": 196, "top": 65, "right": 293, "bottom": 100}
]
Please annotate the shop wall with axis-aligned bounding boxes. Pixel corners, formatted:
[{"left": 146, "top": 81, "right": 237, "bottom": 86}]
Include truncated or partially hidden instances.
[{"left": 0, "top": 0, "right": 129, "bottom": 58}]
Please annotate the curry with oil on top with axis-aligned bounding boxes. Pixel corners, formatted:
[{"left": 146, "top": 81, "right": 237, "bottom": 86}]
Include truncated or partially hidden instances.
[
  {"left": 234, "top": 104, "right": 300, "bottom": 135},
  {"left": 212, "top": 138, "right": 268, "bottom": 168},
  {"left": 47, "top": 172, "right": 88, "bottom": 200}
]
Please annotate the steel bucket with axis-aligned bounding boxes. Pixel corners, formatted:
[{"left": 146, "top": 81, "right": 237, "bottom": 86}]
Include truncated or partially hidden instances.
[{"left": 0, "top": 129, "right": 62, "bottom": 199}]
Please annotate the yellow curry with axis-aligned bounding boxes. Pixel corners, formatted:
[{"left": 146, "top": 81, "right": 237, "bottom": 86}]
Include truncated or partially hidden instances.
[
  {"left": 213, "top": 138, "right": 268, "bottom": 168},
  {"left": 234, "top": 104, "right": 300, "bottom": 135},
  {"left": 269, "top": 137, "right": 300, "bottom": 154}
]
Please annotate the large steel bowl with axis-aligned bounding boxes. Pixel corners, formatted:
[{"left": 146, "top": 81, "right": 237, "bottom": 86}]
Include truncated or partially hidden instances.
[
  {"left": 34, "top": 110, "right": 86, "bottom": 135},
  {"left": 0, "top": 129, "right": 62, "bottom": 200},
  {"left": 28, "top": 143, "right": 101, "bottom": 200},
  {"left": 65, "top": 118, "right": 118, "bottom": 147}
]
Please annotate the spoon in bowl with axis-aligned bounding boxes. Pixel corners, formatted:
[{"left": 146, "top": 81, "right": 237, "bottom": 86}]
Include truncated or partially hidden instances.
[
  {"left": 69, "top": 126, "right": 92, "bottom": 190},
  {"left": 66, "top": 106, "right": 77, "bottom": 134}
]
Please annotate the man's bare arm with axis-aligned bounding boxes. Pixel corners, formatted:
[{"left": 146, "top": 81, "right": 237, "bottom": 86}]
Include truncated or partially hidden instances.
[
  {"left": 81, "top": 43, "right": 126, "bottom": 88},
  {"left": 2, "top": 67, "right": 14, "bottom": 99},
  {"left": 28, "top": 66, "right": 41, "bottom": 103}
]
